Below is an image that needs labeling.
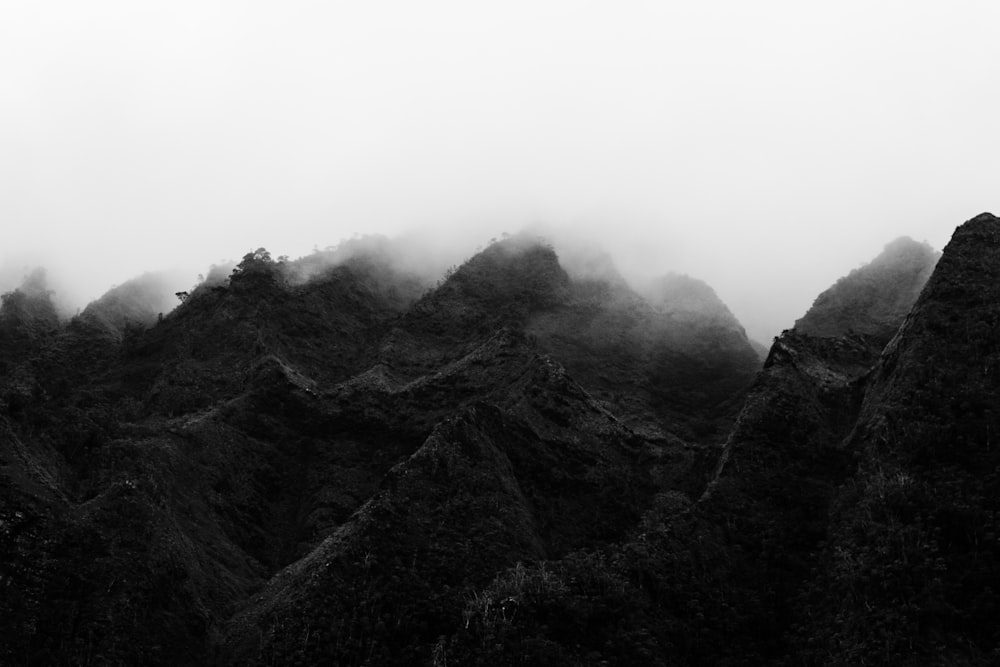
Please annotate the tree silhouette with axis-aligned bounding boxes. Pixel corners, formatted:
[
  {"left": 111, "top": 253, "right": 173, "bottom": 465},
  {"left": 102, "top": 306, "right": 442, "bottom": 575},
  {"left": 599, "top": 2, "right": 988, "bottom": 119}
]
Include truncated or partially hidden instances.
[{"left": 231, "top": 247, "right": 274, "bottom": 276}]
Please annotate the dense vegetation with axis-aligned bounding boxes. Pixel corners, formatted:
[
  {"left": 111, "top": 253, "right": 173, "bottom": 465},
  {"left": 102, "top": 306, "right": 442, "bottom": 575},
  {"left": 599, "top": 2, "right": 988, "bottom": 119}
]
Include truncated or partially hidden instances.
[{"left": 2, "top": 217, "right": 999, "bottom": 665}]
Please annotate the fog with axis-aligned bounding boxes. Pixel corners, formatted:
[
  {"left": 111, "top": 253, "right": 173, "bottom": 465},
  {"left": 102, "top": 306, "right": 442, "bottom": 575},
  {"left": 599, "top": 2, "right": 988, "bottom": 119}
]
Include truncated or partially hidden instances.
[{"left": 2, "top": 1, "right": 997, "bottom": 342}]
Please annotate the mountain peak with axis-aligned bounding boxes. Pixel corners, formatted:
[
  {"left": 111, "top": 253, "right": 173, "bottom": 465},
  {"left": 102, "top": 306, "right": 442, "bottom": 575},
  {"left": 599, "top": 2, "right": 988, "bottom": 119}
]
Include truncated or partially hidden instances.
[
  {"left": 859, "top": 209, "right": 1000, "bottom": 465},
  {"left": 417, "top": 234, "right": 569, "bottom": 318},
  {"left": 967, "top": 210, "right": 996, "bottom": 223},
  {"left": 643, "top": 272, "right": 740, "bottom": 327},
  {"left": 13, "top": 216, "right": 1000, "bottom": 664},
  {"left": 794, "top": 235, "right": 939, "bottom": 343},
  {"left": 945, "top": 211, "right": 1000, "bottom": 245},
  {"left": 77, "top": 271, "right": 186, "bottom": 338},
  {"left": 0, "top": 268, "right": 60, "bottom": 352}
]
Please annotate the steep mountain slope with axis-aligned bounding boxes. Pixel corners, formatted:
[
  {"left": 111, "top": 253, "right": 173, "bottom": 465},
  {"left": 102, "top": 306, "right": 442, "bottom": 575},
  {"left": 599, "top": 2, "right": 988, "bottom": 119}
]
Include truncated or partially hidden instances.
[
  {"left": 437, "top": 215, "right": 997, "bottom": 665},
  {"left": 10, "top": 216, "right": 984, "bottom": 666},
  {"left": 640, "top": 272, "right": 761, "bottom": 413},
  {"left": 0, "top": 271, "right": 59, "bottom": 420},
  {"left": 0, "top": 251, "right": 436, "bottom": 664},
  {"left": 122, "top": 250, "right": 428, "bottom": 416},
  {"left": 799, "top": 212, "right": 1000, "bottom": 663},
  {"left": 437, "top": 328, "right": 885, "bottom": 665},
  {"left": 526, "top": 259, "right": 760, "bottom": 444},
  {"left": 385, "top": 235, "right": 760, "bottom": 444},
  {"left": 795, "top": 236, "right": 939, "bottom": 344},
  {"left": 77, "top": 271, "right": 186, "bottom": 338},
  {"left": 379, "top": 236, "right": 571, "bottom": 375},
  {"left": 221, "top": 333, "right": 656, "bottom": 665},
  {"left": 0, "top": 234, "right": 760, "bottom": 665},
  {"left": 0, "top": 268, "right": 61, "bottom": 359}
]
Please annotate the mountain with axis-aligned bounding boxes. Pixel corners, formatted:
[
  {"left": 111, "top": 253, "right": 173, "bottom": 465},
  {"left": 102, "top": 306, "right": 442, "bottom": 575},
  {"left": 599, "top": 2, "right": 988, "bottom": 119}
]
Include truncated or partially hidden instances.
[
  {"left": 798, "top": 212, "right": 1000, "bottom": 663},
  {"left": 528, "top": 263, "right": 760, "bottom": 442},
  {"left": 436, "top": 325, "right": 887, "bottom": 665},
  {"left": 220, "top": 336, "right": 657, "bottom": 664},
  {"left": 0, "top": 268, "right": 60, "bottom": 355},
  {"left": 4, "top": 216, "right": 998, "bottom": 665},
  {"left": 436, "top": 214, "right": 1000, "bottom": 665},
  {"left": 0, "top": 234, "right": 759, "bottom": 665},
  {"left": 78, "top": 271, "right": 188, "bottom": 338},
  {"left": 795, "top": 236, "right": 939, "bottom": 344}
]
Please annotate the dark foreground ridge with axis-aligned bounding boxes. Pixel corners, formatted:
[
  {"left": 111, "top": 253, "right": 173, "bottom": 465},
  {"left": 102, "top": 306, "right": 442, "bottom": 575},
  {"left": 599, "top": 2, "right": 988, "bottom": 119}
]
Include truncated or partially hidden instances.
[{"left": 2, "top": 216, "right": 999, "bottom": 665}]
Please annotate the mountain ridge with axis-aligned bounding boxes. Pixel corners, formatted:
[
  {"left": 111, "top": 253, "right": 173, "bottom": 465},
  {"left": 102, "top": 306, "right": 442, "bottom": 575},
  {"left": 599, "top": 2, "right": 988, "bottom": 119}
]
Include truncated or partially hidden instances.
[
  {"left": 794, "top": 235, "right": 939, "bottom": 343},
  {"left": 3, "top": 216, "right": 997, "bottom": 664}
]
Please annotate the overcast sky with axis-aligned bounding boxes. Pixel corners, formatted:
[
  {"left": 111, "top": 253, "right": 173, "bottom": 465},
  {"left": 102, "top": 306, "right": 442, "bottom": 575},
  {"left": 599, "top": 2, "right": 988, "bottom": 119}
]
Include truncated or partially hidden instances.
[{"left": 2, "top": 1, "right": 998, "bottom": 341}]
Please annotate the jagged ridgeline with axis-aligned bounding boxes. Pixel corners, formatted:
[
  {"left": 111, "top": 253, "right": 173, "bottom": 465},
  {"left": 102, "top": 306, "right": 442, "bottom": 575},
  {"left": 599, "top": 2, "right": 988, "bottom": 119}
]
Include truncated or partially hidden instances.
[{"left": 1, "top": 216, "right": 998, "bottom": 666}]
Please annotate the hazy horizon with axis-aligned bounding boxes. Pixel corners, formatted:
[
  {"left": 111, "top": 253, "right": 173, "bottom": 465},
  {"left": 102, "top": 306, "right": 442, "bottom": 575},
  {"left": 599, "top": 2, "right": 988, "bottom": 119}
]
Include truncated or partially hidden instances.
[{"left": 3, "top": 1, "right": 997, "bottom": 342}]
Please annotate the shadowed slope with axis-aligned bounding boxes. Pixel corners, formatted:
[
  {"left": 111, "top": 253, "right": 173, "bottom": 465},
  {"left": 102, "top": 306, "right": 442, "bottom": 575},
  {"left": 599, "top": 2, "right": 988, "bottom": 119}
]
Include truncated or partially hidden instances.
[
  {"left": 437, "top": 219, "right": 985, "bottom": 666},
  {"left": 800, "top": 212, "right": 1000, "bottom": 663},
  {"left": 3, "top": 227, "right": 880, "bottom": 665},
  {"left": 221, "top": 331, "right": 656, "bottom": 665}
]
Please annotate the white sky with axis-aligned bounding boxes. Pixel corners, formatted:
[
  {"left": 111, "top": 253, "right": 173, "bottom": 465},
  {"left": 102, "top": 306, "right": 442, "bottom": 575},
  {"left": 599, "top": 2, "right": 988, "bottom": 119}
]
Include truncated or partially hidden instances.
[{"left": 1, "top": 1, "right": 997, "bottom": 341}]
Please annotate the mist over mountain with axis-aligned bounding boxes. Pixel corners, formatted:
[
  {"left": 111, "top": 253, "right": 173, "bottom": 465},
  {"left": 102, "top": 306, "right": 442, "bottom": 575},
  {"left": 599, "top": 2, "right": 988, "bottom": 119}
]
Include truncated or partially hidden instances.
[
  {"left": 2, "top": 214, "right": 1000, "bottom": 665},
  {"left": 0, "top": 268, "right": 60, "bottom": 351},
  {"left": 795, "top": 236, "right": 940, "bottom": 343},
  {"left": 79, "top": 270, "right": 190, "bottom": 337},
  {"left": 3, "top": 2, "right": 997, "bottom": 659},
  {"left": 0, "top": 220, "right": 947, "bottom": 347}
]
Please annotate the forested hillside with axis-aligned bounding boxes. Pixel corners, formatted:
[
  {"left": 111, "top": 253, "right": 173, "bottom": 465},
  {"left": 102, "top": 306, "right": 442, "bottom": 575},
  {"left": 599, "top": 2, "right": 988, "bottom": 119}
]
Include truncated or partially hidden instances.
[{"left": 3, "top": 216, "right": 999, "bottom": 665}]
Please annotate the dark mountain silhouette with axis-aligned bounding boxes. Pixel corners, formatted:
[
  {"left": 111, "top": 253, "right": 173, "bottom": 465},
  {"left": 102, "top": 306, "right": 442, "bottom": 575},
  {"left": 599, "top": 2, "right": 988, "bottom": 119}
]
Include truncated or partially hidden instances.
[
  {"left": 3, "top": 217, "right": 999, "bottom": 665},
  {"left": 442, "top": 213, "right": 1000, "bottom": 665},
  {"left": 797, "top": 212, "right": 1000, "bottom": 663}
]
